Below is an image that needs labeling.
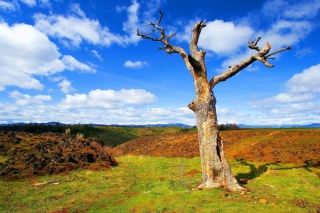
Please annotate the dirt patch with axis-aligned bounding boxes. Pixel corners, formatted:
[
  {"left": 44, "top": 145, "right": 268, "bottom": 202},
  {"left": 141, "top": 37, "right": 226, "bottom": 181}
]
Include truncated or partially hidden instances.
[
  {"left": 0, "top": 131, "right": 118, "bottom": 180},
  {"left": 183, "top": 169, "right": 201, "bottom": 176},
  {"left": 114, "top": 129, "right": 320, "bottom": 165}
]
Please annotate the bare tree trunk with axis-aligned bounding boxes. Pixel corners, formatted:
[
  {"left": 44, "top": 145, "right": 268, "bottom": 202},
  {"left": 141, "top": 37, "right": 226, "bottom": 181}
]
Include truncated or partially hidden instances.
[
  {"left": 189, "top": 77, "right": 244, "bottom": 190},
  {"left": 137, "top": 9, "right": 290, "bottom": 192}
]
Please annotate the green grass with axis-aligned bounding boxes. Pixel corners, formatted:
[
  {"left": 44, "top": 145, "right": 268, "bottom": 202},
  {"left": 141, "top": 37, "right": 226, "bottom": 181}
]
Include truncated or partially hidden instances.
[{"left": 1, "top": 156, "right": 319, "bottom": 213}]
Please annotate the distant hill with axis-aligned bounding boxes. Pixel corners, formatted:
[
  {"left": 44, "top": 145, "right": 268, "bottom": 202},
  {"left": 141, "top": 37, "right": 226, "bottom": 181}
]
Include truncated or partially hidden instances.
[
  {"left": 238, "top": 123, "right": 320, "bottom": 128},
  {"left": 110, "top": 123, "right": 194, "bottom": 128},
  {"left": 303, "top": 123, "right": 320, "bottom": 128},
  {"left": 0, "top": 122, "right": 193, "bottom": 128},
  {"left": 1, "top": 122, "right": 319, "bottom": 129}
]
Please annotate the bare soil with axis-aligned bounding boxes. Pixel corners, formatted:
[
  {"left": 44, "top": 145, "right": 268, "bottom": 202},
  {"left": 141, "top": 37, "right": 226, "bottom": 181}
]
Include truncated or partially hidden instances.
[{"left": 115, "top": 129, "right": 320, "bottom": 166}]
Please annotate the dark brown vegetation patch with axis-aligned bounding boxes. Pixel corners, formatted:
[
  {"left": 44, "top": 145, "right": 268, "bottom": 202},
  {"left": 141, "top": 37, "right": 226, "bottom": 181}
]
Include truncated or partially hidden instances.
[
  {"left": 115, "top": 129, "right": 320, "bottom": 166},
  {"left": 0, "top": 131, "right": 118, "bottom": 180}
]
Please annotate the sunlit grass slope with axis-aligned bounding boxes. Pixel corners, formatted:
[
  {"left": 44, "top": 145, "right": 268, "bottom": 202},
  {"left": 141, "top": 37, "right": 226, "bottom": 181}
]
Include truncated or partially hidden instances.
[{"left": 1, "top": 156, "right": 319, "bottom": 213}]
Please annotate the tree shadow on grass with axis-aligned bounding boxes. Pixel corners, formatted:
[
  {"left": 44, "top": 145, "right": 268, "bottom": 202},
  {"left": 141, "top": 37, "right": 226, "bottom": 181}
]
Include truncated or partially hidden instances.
[{"left": 234, "top": 158, "right": 320, "bottom": 182}]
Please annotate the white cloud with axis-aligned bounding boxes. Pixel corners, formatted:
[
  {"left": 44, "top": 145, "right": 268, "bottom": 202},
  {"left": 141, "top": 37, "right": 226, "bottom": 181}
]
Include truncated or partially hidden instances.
[
  {"left": 0, "top": 22, "right": 95, "bottom": 91},
  {"left": 91, "top": 50, "right": 103, "bottom": 61},
  {"left": 284, "top": 0, "right": 320, "bottom": 19},
  {"left": 62, "top": 55, "right": 96, "bottom": 73},
  {"left": 295, "top": 47, "right": 315, "bottom": 58},
  {"left": 9, "top": 90, "right": 51, "bottom": 105},
  {"left": 38, "top": 0, "right": 49, "bottom": 7},
  {"left": 259, "top": 20, "right": 312, "bottom": 49},
  {"left": 58, "top": 89, "right": 158, "bottom": 109},
  {"left": 19, "top": 0, "right": 36, "bottom": 7},
  {"left": 273, "top": 93, "right": 316, "bottom": 103},
  {"left": 198, "top": 20, "right": 254, "bottom": 54},
  {"left": 0, "top": 0, "right": 19, "bottom": 11},
  {"left": 122, "top": 0, "right": 141, "bottom": 44},
  {"left": 58, "top": 79, "right": 74, "bottom": 94},
  {"left": 70, "top": 3, "right": 85, "bottom": 18},
  {"left": 124, "top": 60, "right": 148, "bottom": 69},
  {"left": 34, "top": 11, "right": 121, "bottom": 47},
  {"left": 33, "top": 4, "right": 123, "bottom": 47},
  {"left": 32, "top": 1, "right": 153, "bottom": 48},
  {"left": 245, "top": 63, "right": 320, "bottom": 125},
  {"left": 0, "top": 22, "right": 62, "bottom": 90},
  {"left": 270, "top": 102, "right": 319, "bottom": 114},
  {"left": 286, "top": 63, "right": 320, "bottom": 93},
  {"left": 216, "top": 19, "right": 313, "bottom": 72},
  {"left": 0, "top": 102, "right": 196, "bottom": 125},
  {"left": 177, "top": 20, "right": 254, "bottom": 55},
  {"left": 263, "top": 0, "right": 320, "bottom": 19}
]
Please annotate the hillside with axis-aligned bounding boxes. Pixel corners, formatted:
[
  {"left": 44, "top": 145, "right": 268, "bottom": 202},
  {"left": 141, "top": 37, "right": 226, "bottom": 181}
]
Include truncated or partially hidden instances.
[{"left": 115, "top": 129, "right": 320, "bottom": 166}]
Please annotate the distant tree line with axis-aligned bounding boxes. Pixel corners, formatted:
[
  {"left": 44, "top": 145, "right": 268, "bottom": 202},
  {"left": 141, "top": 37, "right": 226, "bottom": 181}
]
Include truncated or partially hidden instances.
[
  {"left": 0, "top": 123, "right": 137, "bottom": 147},
  {"left": 0, "top": 123, "right": 66, "bottom": 134},
  {"left": 0, "top": 123, "right": 103, "bottom": 138},
  {"left": 218, "top": 123, "right": 239, "bottom": 131}
]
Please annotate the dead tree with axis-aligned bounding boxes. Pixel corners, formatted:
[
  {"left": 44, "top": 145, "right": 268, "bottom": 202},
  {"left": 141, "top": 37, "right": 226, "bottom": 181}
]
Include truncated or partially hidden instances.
[{"left": 137, "top": 10, "right": 290, "bottom": 191}]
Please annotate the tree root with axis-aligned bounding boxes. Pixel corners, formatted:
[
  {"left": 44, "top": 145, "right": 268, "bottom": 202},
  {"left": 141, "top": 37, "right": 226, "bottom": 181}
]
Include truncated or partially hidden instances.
[{"left": 197, "top": 180, "right": 247, "bottom": 192}]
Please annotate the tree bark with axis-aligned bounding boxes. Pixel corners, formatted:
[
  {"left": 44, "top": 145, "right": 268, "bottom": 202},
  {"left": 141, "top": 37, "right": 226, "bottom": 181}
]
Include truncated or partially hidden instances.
[{"left": 188, "top": 76, "right": 244, "bottom": 190}]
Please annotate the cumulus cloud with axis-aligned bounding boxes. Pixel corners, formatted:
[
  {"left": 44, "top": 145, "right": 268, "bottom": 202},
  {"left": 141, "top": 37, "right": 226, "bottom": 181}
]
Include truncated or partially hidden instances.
[
  {"left": 0, "top": 22, "right": 95, "bottom": 91},
  {"left": 248, "top": 63, "right": 320, "bottom": 125},
  {"left": 9, "top": 90, "right": 51, "bottom": 105},
  {"left": 34, "top": 10, "right": 122, "bottom": 47},
  {"left": 58, "top": 79, "right": 74, "bottom": 93},
  {"left": 33, "top": 3, "right": 139, "bottom": 47},
  {"left": 198, "top": 20, "right": 254, "bottom": 54},
  {"left": 124, "top": 60, "right": 148, "bottom": 69},
  {"left": 58, "top": 89, "right": 158, "bottom": 109},
  {"left": 286, "top": 63, "right": 320, "bottom": 93},
  {"left": 256, "top": 64, "right": 320, "bottom": 105}
]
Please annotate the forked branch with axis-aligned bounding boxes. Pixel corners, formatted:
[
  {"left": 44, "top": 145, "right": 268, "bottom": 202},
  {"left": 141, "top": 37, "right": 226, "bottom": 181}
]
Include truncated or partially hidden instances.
[
  {"left": 137, "top": 9, "right": 182, "bottom": 55},
  {"left": 209, "top": 37, "right": 291, "bottom": 88}
]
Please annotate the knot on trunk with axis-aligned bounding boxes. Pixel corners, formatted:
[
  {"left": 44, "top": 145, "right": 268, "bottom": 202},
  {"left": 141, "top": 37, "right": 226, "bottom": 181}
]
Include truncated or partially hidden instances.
[{"left": 188, "top": 101, "right": 196, "bottom": 112}]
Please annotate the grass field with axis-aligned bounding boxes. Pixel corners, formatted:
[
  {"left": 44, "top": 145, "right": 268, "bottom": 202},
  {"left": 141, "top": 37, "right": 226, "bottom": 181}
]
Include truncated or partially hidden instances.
[{"left": 1, "top": 155, "right": 319, "bottom": 213}]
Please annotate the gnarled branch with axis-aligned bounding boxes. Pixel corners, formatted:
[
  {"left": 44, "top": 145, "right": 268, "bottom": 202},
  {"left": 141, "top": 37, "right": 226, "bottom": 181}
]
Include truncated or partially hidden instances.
[
  {"left": 137, "top": 9, "right": 181, "bottom": 55},
  {"left": 209, "top": 38, "right": 291, "bottom": 89}
]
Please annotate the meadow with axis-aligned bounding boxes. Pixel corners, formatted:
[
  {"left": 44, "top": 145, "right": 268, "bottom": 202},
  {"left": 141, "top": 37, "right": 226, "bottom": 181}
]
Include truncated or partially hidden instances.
[{"left": 0, "top": 128, "right": 319, "bottom": 212}]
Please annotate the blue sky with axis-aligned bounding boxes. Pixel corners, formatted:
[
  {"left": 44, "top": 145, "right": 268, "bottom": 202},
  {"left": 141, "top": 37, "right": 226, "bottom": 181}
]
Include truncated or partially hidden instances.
[{"left": 0, "top": 0, "right": 320, "bottom": 125}]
